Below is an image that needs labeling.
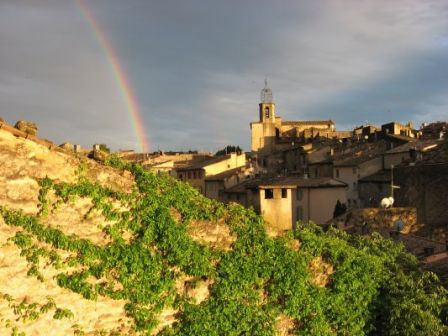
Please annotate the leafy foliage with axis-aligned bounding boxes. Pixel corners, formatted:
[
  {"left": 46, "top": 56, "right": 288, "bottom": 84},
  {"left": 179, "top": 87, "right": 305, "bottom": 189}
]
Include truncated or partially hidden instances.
[
  {"left": 0, "top": 158, "right": 447, "bottom": 335},
  {"left": 215, "top": 145, "right": 242, "bottom": 156}
]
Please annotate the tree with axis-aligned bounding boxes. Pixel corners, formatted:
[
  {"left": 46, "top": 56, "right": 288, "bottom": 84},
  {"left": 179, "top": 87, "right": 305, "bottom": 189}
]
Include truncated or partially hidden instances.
[
  {"left": 333, "top": 200, "right": 347, "bottom": 218},
  {"left": 215, "top": 145, "right": 242, "bottom": 156},
  {"left": 99, "top": 144, "right": 111, "bottom": 153}
]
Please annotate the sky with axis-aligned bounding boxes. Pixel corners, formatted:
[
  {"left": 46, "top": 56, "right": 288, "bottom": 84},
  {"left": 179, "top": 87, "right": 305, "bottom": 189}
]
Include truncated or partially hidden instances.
[{"left": 0, "top": 0, "right": 447, "bottom": 152}]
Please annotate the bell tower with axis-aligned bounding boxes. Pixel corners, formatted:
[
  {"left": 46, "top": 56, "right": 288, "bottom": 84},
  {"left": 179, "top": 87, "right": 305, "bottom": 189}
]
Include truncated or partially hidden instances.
[
  {"left": 259, "top": 79, "right": 276, "bottom": 123},
  {"left": 251, "top": 80, "right": 278, "bottom": 154}
]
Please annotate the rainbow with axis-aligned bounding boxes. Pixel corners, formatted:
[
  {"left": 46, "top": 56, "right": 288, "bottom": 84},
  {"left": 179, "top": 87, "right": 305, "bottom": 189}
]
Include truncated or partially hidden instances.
[{"left": 76, "top": 0, "right": 149, "bottom": 152}]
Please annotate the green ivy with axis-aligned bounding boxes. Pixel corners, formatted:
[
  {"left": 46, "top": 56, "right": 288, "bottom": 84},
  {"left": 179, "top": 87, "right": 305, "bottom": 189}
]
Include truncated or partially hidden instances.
[{"left": 0, "top": 157, "right": 446, "bottom": 335}]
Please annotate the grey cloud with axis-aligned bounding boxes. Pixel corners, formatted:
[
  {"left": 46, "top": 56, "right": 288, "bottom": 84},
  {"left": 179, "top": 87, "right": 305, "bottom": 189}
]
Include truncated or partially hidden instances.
[{"left": 1, "top": 0, "right": 447, "bottom": 151}]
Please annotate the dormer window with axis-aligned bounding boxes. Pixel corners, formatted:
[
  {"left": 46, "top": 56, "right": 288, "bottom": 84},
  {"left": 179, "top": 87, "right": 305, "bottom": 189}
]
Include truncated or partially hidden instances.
[{"left": 265, "top": 106, "right": 270, "bottom": 118}]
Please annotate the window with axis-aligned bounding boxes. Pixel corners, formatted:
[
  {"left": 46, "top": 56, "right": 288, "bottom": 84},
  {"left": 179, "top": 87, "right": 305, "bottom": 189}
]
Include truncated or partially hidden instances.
[
  {"left": 281, "top": 188, "right": 287, "bottom": 198},
  {"left": 335, "top": 169, "right": 339, "bottom": 178},
  {"left": 296, "top": 188, "right": 303, "bottom": 201},
  {"left": 187, "top": 172, "right": 191, "bottom": 179},
  {"left": 264, "top": 106, "right": 270, "bottom": 118},
  {"left": 265, "top": 189, "right": 274, "bottom": 199},
  {"left": 179, "top": 173, "right": 183, "bottom": 180}
]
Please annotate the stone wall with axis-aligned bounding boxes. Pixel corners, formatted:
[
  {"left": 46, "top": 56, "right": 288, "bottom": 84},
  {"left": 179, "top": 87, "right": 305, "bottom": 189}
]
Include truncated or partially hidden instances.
[
  {"left": 340, "top": 207, "right": 419, "bottom": 233},
  {"left": 394, "top": 163, "right": 448, "bottom": 239}
]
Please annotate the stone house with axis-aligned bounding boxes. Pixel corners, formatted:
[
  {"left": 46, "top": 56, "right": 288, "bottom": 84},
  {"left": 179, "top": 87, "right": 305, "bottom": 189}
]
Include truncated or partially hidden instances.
[
  {"left": 381, "top": 121, "right": 418, "bottom": 138},
  {"left": 333, "top": 153, "right": 384, "bottom": 208},
  {"left": 394, "top": 140, "right": 448, "bottom": 238},
  {"left": 204, "top": 165, "right": 254, "bottom": 201},
  {"left": 175, "top": 153, "right": 246, "bottom": 194},
  {"left": 143, "top": 160, "right": 175, "bottom": 175},
  {"left": 223, "top": 176, "right": 347, "bottom": 230},
  {"left": 383, "top": 139, "right": 441, "bottom": 168},
  {"left": 358, "top": 139, "right": 443, "bottom": 208}
]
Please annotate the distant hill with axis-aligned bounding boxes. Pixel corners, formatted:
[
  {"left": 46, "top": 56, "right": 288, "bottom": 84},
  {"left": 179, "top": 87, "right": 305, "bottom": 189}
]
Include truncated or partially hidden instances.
[{"left": 0, "top": 128, "right": 447, "bottom": 335}]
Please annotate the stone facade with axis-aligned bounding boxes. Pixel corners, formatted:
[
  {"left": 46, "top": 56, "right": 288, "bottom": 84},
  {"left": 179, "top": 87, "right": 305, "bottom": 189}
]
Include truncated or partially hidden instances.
[
  {"left": 394, "top": 162, "right": 448, "bottom": 239},
  {"left": 250, "top": 82, "right": 340, "bottom": 160},
  {"left": 223, "top": 176, "right": 347, "bottom": 231},
  {"left": 175, "top": 153, "right": 246, "bottom": 194}
]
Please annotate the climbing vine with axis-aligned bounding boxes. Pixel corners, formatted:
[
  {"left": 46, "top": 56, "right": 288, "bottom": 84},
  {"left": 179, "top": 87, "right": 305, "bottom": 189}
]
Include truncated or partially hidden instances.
[{"left": 0, "top": 158, "right": 446, "bottom": 335}]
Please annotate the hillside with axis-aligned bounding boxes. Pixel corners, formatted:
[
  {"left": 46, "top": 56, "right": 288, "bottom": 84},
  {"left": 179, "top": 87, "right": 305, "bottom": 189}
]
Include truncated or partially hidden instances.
[{"left": 0, "top": 128, "right": 447, "bottom": 336}]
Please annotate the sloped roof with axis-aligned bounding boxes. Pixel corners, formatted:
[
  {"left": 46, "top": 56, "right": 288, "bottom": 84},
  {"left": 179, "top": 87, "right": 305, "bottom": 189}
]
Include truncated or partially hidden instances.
[
  {"left": 418, "top": 139, "right": 448, "bottom": 164},
  {"left": 385, "top": 139, "right": 441, "bottom": 154},
  {"left": 205, "top": 166, "right": 248, "bottom": 181},
  {"left": 384, "top": 133, "right": 416, "bottom": 142},
  {"left": 333, "top": 141, "right": 387, "bottom": 167},
  {"left": 282, "top": 120, "right": 334, "bottom": 126},
  {"left": 175, "top": 155, "right": 232, "bottom": 170},
  {"left": 248, "top": 176, "right": 346, "bottom": 189}
]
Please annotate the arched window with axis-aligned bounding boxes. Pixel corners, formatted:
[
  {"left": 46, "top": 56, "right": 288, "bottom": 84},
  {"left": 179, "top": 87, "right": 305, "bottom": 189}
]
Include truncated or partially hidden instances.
[{"left": 264, "top": 106, "right": 270, "bottom": 118}]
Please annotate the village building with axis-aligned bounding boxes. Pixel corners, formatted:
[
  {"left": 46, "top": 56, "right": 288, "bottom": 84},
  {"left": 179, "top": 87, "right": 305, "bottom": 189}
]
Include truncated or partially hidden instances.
[
  {"left": 394, "top": 140, "right": 448, "bottom": 238},
  {"left": 381, "top": 121, "right": 418, "bottom": 138},
  {"left": 420, "top": 121, "right": 447, "bottom": 140},
  {"left": 143, "top": 160, "right": 176, "bottom": 175},
  {"left": 204, "top": 165, "right": 254, "bottom": 201},
  {"left": 250, "top": 81, "right": 350, "bottom": 164},
  {"left": 175, "top": 152, "right": 246, "bottom": 194},
  {"left": 332, "top": 142, "right": 387, "bottom": 208},
  {"left": 358, "top": 139, "right": 443, "bottom": 208},
  {"left": 223, "top": 176, "right": 347, "bottom": 230}
]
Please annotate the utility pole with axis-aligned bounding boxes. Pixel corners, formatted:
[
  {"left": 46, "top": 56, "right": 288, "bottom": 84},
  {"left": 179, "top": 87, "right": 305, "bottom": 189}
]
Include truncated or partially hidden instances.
[
  {"left": 390, "top": 164, "right": 400, "bottom": 200},
  {"left": 391, "top": 164, "right": 394, "bottom": 198}
]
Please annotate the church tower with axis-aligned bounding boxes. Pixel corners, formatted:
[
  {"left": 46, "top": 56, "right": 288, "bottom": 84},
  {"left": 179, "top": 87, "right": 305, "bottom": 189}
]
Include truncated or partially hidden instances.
[
  {"left": 259, "top": 79, "right": 276, "bottom": 123},
  {"left": 251, "top": 80, "right": 278, "bottom": 154}
]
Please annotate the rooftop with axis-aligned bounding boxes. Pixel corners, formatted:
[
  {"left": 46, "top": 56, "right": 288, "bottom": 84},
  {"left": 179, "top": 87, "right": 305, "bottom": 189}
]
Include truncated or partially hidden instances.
[
  {"left": 385, "top": 139, "right": 442, "bottom": 154},
  {"left": 333, "top": 141, "right": 387, "bottom": 167},
  {"left": 384, "top": 133, "right": 416, "bottom": 142},
  {"left": 205, "top": 166, "right": 249, "bottom": 181},
  {"left": 175, "top": 154, "right": 241, "bottom": 171},
  {"left": 244, "top": 176, "right": 347, "bottom": 189},
  {"left": 418, "top": 139, "right": 448, "bottom": 164},
  {"left": 282, "top": 120, "right": 334, "bottom": 126}
]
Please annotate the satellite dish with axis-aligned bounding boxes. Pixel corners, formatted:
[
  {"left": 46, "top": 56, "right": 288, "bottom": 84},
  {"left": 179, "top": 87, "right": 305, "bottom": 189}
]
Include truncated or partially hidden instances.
[
  {"left": 380, "top": 197, "right": 394, "bottom": 209},
  {"left": 395, "top": 220, "right": 404, "bottom": 232},
  {"left": 388, "top": 197, "right": 394, "bottom": 206}
]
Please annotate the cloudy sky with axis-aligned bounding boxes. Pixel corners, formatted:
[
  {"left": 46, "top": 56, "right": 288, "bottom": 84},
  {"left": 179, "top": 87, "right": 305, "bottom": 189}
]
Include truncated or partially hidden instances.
[{"left": 1, "top": 0, "right": 447, "bottom": 152}]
